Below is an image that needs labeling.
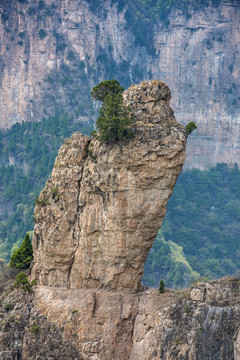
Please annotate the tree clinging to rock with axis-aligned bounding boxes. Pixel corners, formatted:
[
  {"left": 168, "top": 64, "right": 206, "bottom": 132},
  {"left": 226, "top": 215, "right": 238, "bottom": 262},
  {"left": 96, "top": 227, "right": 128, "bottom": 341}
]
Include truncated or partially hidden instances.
[{"left": 91, "top": 80, "right": 134, "bottom": 144}]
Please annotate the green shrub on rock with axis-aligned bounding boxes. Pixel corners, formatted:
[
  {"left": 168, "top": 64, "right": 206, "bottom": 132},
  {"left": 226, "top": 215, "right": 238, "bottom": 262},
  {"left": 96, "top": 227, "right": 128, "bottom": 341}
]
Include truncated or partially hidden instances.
[
  {"left": 14, "top": 272, "right": 34, "bottom": 292},
  {"left": 91, "top": 79, "right": 124, "bottom": 102},
  {"left": 159, "top": 280, "right": 165, "bottom": 293},
  {"left": 186, "top": 121, "right": 197, "bottom": 135}
]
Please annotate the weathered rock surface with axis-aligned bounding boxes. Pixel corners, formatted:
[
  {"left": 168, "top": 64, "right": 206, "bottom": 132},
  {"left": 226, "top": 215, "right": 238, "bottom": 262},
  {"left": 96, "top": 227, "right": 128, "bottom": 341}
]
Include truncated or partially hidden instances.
[
  {"left": 1, "top": 276, "right": 240, "bottom": 359},
  {"left": 31, "top": 81, "right": 186, "bottom": 291},
  {"left": 130, "top": 278, "right": 240, "bottom": 360},
  {"left": 0, "top": 81, "right": 240, "bottom": 359},
  {"left": 0, "top": 0, "right": 239, "bottom": 169}
]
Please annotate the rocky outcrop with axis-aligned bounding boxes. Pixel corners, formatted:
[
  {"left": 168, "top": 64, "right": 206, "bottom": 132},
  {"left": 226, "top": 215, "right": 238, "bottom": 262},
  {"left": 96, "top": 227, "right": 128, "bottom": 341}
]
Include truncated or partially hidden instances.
[
  {"left": 25, "top": 80, "right": 185, "bottom": 359},
  {"left": 0, "top": 0, "right": 239, "bottom": 168},
  {"left": 130, "top": 277, "right": 240, "bottom": 360},
  {"left": 31, "top": 81, "right": 186, "bottom": 291},
  {"left": 1, "top": 81, "right": 240, "bottom": 359}
]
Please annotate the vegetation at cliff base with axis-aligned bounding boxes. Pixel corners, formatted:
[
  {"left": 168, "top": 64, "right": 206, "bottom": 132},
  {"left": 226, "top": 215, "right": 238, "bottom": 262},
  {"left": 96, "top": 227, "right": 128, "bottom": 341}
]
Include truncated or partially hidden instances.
[
  {"left": 9, "top": 233, "right": 33, "bottom": 270},
  {"left": 91, "top": 80, "right": 133, "bottom": 144},
  {"left": 14, "top": 271, "right": 36, "bottom": 292}
]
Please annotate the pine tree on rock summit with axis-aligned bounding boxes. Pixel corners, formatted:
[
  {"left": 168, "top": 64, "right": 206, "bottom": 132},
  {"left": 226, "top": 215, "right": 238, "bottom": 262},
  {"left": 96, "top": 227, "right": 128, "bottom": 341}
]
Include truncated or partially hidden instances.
[{"left": 91, "top": 80, "right": 133, "bottom": 144}]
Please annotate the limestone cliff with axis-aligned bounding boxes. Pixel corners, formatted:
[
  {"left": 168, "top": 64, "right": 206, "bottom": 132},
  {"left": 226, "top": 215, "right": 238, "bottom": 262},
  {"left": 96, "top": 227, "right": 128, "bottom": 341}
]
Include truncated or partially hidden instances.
[
  {"left": 0, "top": 0, "right": 239, "bottom": 168},
  {"left": 31, "top": 81, "right": 186, "bottom": 291},
  {"left": 27, "top": 80, "right": 185, "bottom": 359}
]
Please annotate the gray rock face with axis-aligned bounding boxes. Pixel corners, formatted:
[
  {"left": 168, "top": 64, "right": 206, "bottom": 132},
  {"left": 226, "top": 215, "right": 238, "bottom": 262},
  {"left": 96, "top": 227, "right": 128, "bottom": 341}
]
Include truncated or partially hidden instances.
[
  {"left": 130, "top": 278, "right": 240, "bottom": 360},
  {"left": 0, "top": 0, "right": 239, "bottom": 168}
]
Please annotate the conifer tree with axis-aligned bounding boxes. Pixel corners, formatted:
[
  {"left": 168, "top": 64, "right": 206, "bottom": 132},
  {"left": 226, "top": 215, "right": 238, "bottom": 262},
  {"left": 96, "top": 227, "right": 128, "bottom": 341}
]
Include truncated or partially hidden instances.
[
  {"left": 9, "top": 233, "right": 33, "bottom": 269},
  {"left": 159, "top": 280, "right": 165, "bottom": 293},
  {"left": 91, "top": 80, "right": 133, "bottom": 144}
]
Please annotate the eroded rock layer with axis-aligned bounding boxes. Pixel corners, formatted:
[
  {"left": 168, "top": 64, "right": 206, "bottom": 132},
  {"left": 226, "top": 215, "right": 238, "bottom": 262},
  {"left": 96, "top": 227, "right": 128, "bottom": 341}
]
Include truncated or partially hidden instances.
[{"left": 31, "top": 81, "right": 186, "bottom": 292}]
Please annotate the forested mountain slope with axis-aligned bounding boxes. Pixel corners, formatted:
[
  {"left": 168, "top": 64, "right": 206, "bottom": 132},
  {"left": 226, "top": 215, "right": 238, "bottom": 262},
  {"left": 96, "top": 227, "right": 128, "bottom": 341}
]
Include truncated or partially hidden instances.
[
  {"left": 143, "top": 164, "right": 240, "bottom": 288},
  {"left": 0, "top": 114, "right": 92, "bottom": 260}
]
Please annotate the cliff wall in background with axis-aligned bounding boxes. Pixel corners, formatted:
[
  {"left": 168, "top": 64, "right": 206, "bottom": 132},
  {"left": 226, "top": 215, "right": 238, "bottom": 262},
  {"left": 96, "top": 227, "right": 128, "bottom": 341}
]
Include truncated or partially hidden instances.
[{"left": 0, "top": 0, "right": 239, "bottom": 168}]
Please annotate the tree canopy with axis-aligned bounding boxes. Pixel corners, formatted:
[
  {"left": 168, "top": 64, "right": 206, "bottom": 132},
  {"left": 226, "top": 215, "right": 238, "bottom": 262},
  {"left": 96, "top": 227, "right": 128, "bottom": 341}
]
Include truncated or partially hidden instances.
[
  {"left": 186, "top": 121, "right": 197, "bottom": 135},
  {"left": 91, "top": 80, "right": 124, "bottom": 102}
]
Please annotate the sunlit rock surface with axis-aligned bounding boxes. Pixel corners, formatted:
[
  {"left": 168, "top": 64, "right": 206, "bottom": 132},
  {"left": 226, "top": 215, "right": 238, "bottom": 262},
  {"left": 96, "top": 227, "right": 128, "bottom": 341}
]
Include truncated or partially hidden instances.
[{"left": 31, "top": 81, "right": 186, "bottom": 291}]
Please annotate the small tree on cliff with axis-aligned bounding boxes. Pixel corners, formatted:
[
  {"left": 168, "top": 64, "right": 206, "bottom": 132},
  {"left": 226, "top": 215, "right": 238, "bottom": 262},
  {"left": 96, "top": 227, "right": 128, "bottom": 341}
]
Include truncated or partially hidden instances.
[
  {"left": 9, "top": 233, "right": 33, "bottom": 270},
  {"left": 91, "top": 80, "right": 133, "bottom": 144},
  {"left": 186, "top": 121, "right": 197, "bottom": 135},
  {"left": 159, "top": 280, "right": 165, "bottom": 293}
]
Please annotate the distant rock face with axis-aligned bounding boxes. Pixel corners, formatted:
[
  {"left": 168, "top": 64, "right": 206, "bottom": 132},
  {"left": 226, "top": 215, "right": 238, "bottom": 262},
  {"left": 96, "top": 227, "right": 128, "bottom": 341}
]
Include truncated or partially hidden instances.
[
  {"left": 0, "top": 0, "right": 239, "bottom": 168},
  {"left": 31, "top": 81, "right": 186, "bottom": 291}
]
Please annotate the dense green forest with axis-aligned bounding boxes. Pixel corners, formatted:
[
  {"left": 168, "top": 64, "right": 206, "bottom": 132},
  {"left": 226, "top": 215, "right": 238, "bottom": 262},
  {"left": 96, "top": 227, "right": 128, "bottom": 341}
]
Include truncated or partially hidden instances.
[
  {"left": 144, "top": 164, "right": 240, "bottom": 288},
  {"left": 143, "top": 230, "right": 199, "bottom": 289},
  {"left": 0, "top": 113, "right": 93, "bottom": 260}
]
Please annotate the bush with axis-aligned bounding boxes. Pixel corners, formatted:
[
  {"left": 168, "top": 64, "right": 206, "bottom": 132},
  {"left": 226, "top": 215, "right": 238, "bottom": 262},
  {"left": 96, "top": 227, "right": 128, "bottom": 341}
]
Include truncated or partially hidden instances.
[
  {"left": 30, "top": 319, "right": 40, "bottom": 334},
  {"left": 159, "top": 280, "right": 165, "bottom": 293},
  {"left": 14, "top": 272, "right": 30, "bottom": 292},
  {"left": 18, "top": 31, "right": 25, "bottom": 38},
  {"left": 4, "top": 303, "right": 14, "bottom": 311},
  {"left": 14, "top": 272, "right": 36, "bottom": 292},
  {"left": 35, "top": 192, "right": 49, "bottom": 206},
  {"left": 38, "top": 0, "right": 45, "bottom": 10},
  {"left": 9, "top": 233, "right": 33, "bottom": 270},
  {"left": 92, "top": 80, "right": 133, "bottom": 144},
  {"left": 38, "top": 29, "right": 46, "bottom": 39},
  {"left": 186, "top": 122, "right": 197, "bottom": 135}
]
